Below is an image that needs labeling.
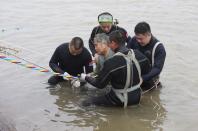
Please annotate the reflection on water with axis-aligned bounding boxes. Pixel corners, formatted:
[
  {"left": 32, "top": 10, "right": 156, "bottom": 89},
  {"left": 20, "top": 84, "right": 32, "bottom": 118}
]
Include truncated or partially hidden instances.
[
  {"left": 48, "top": 82, "right": 166, "bottom": 131},
  {"left": 0, "top": 113, "right": 17, "bottom": 131}
]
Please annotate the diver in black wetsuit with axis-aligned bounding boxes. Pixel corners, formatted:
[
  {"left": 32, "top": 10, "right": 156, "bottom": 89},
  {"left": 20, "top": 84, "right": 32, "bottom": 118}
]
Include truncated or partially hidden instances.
[
  {"left": 80, "top": 31, "right": 150, "bottom": 107},
  {"left": 48, "top": 37, "right": 93, "bottom": 85},
  {"left": 89, "top": 12, "right": 131, "bottom": 56},
  {"left": 127, "top": 22, "right": 166, "bottom": 91}
]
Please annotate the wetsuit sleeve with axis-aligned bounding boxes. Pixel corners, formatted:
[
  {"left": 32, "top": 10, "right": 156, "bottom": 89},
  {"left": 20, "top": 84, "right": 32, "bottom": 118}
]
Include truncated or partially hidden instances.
[
  {"left": 89, "top": 27, "right": 98, "bottom": 56},
  {"left": 142, "top": 44, "right": 166, "bottom": 81},
  {"left": 49, "top": 47, "right": 64, "bottom": 74},
  {"left": 126, "top": 37, "right": 138, "bottom": 49},
  {"left": 84, "top": 50, "right": 94, "bottom": 74},
  {"left": 85, "top": 59, "right": 113, "bottom": 89}
]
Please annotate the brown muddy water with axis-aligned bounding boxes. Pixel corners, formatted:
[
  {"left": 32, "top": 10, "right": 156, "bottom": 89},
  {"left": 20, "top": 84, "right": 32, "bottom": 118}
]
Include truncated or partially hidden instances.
[{"left": 0, "top": 0, "right": 198, "bottom": 131}]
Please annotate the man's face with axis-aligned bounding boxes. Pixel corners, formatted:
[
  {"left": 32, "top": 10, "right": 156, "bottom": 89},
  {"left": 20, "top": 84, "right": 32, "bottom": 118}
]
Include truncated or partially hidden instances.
[
  {"left": 107, "top": 41, "right": 117, "bottom": 51},
  {"left": 94, "top": 42, "right": 107, "bottom": 55},
  {"left": 135, "top": 33, "right": 151, "bottom": 46},
  {"left": 69, "top": 45, "right": 83, "bottom": 56},
  {"left": 100, "top": 22, "right": 112, "bottom": 33}
]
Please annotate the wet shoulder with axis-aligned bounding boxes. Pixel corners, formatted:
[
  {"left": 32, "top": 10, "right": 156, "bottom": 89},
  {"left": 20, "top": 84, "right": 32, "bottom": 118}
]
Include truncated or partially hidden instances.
[
  {"left": 102, "top": 55, "right": 126, "bottom": 71},
  {"left": 92, "top": 26, "right": 100, "bottom": 32},
  {"left": 92, "top": 26, "right": 103, "bottom": 34},
  {"left": 55, "top": 43, "right": 69, "bottom": 53},
  {"left": 104, "top": 53, "right": 125, "bottom": 66},
  {"left": 151, "top": 36, "right": 166, "bottom": 51},
  {"left": 82, "top": 47, "right": 92, "bottom": 56},
  {"left": 57, "top": 43, "right": 68, "bottom": 49}
]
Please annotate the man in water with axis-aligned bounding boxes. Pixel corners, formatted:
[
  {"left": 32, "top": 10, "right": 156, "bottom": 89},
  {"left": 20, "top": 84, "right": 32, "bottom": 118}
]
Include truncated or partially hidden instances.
[
  {"left": 80, "top": 31, "right": 150, "bottom": 107},
  {"left": 93, "top": 33, "right": 114, "bottom": 74},
  {"left": 89, "top": 12, "right": 131, "bottom": 57},
  {"left": 48, "top": 37, "right": 93, "bottom": 85},
  {"left": 71, "top": 33, "right": 114, "bottom": 88},
  {"left": 127, "top": 22, "right": 166, "bottom": 91}
]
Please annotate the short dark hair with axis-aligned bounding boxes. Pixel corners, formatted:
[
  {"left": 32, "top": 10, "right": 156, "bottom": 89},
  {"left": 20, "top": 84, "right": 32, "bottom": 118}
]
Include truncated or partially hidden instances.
[
  {"left": 70, "top": 37, "right": 84, "bottom": 50},
  {"left": 109, "top": 30, "right": 125, "bottom": 45},
  {"left": 134, "top": 21, "right": 151, "bottom": 34}
]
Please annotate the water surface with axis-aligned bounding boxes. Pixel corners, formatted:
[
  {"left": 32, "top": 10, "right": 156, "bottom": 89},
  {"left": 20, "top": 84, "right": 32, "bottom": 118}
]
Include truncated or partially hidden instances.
[{"left": 0, "top": 0, "right": 198, "bottom": 131}]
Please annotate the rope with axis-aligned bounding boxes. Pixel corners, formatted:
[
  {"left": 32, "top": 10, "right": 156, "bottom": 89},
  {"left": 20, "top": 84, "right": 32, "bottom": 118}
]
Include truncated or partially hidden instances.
[
  {"left": 142, "top": 80, "right": 160, "bottom": 94},
  {"left": 0, "top": 40, "right": 79, "bottom": 80},
  {"left": 0, "top": 54, "right": 77, "bottom": 79},
  {"left": 6, "top": 51, "right": 49, "bottom": 71}
]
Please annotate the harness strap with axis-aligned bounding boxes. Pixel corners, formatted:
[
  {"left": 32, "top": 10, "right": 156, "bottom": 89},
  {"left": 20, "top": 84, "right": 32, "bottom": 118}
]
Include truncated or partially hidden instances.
[
  {"left": 152, "top": 42, "right": 161, "bottom": 67},
  {"left": 130, "top": 50, "right": 142, "bottom": 84},
  {"left": 113, "top": 50, "right": 142, "bottom": 108}
]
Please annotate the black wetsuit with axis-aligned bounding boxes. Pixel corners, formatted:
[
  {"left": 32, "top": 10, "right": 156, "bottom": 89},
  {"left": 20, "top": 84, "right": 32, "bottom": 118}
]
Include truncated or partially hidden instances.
[
  {"left": 83, "top": 46, "right": 150, "bottom": 107},
  {"left": 127, "top": 35, "right": 166, "bottom": 90},
  {"left": 48, "top": 43, "right": 93, "bottom": 85},
  {"left": 89, "top": 25, "right": 131, "bottom": 56}
]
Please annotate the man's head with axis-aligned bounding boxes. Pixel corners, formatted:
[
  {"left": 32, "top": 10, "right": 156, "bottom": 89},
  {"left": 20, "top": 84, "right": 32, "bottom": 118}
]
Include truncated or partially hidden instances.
[
  {"left": 94, "top": 33, "right": 110, "bottom": 55},
  {"left": 98, "top": 12, "right": 113, "bottom": 33},
  {"left": 69, "top": 37, "right": 84, "bottom": 56},
  {"left": 108, "top": 30, "right": 125, "bottom": 51},
  {"left": 134, "top": 21, "right": 152, "bottom": 46}
]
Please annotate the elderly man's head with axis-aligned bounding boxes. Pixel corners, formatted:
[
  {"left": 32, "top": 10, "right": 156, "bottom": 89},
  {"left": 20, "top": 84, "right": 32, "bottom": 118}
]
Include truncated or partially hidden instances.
[{"left": 94, "top": 33, "right": 110, "bottom": 55}]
